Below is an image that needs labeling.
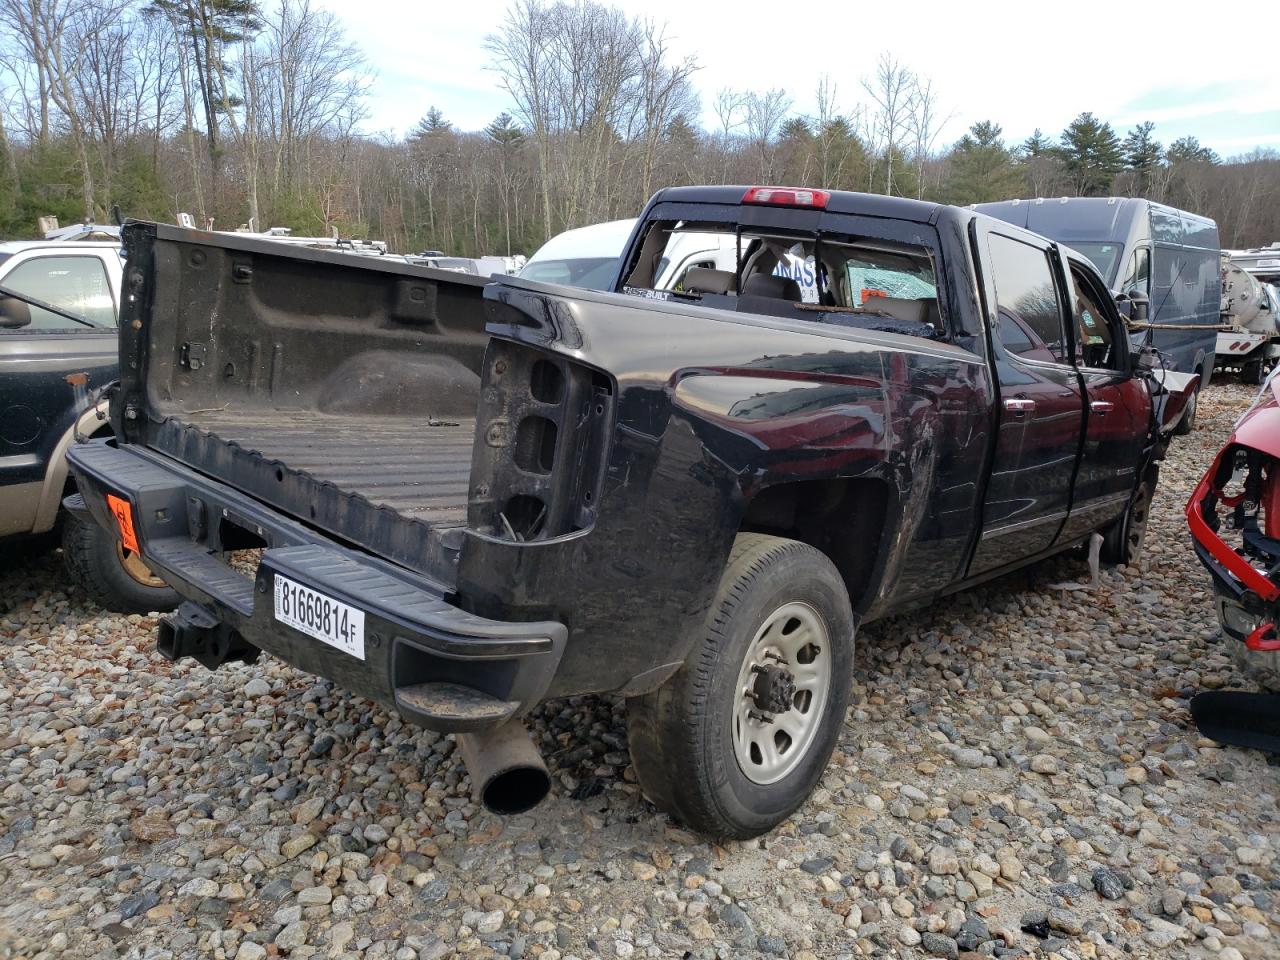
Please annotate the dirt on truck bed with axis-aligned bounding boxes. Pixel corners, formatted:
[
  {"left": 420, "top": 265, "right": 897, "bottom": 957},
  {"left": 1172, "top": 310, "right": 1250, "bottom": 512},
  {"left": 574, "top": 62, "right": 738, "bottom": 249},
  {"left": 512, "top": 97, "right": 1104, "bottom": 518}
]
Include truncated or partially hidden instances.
[{"left": 1, "top": 382, "right": 1277, "bottom": 960}]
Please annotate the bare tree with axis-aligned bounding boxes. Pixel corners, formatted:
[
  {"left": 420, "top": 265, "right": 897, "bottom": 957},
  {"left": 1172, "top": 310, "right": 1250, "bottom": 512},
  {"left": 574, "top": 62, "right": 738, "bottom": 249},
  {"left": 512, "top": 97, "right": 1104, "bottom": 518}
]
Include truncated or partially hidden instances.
[
  {"left": 742, "top": 87, "right": 792, "bottom": 182},
  {"left": 810, "top": 75, "right": 867, "bottom": 190},
  {"left": 632, "top": 19, "right": 698, "bottom": 206},
  {"left": 905, "top": 75, "right": 946, "bottom": 199},
  {"left": 0, "top": 0, "right": 54, "bottom": 141},
  {"left": 861, "top": 52, "right": 914, "bottom": 195},
  {"left": 486, "top": 0, "right": 557, "bottom": 239}
]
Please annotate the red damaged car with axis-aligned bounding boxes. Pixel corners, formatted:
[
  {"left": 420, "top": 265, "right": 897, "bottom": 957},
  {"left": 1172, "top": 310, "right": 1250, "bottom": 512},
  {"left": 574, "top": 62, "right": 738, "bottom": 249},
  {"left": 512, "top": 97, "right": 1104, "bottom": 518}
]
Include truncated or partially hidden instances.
[{"left": 1187, "top": 378, "right": 1280, "bottom": 693}]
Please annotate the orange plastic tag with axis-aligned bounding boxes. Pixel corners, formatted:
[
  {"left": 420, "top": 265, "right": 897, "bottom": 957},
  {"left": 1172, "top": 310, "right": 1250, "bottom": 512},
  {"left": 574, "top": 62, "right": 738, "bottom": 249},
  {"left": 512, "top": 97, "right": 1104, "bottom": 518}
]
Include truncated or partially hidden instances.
[{"left": 106, "top": 494, "right": 139, "bottom": 552}]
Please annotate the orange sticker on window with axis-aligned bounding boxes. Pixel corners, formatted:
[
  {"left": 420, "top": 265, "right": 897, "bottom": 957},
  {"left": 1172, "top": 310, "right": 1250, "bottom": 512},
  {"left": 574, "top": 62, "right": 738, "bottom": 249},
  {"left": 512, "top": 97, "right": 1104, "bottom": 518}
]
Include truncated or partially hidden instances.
[{"left": 106, "top": 494, "right": 139, "bottom": 552}]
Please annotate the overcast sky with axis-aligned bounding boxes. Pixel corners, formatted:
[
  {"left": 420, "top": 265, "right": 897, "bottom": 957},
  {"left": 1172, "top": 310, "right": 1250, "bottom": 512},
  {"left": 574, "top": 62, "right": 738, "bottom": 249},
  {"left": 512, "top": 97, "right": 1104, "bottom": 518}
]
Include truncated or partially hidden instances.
[{"left": 316, "top": 0, "right": 1279, "bottom": 158}]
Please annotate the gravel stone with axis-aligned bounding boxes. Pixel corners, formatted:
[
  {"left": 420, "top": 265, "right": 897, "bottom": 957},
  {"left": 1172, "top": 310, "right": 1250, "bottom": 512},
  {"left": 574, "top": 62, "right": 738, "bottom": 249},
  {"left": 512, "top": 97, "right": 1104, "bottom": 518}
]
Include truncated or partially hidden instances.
[
  {"left": 1029, "top": 753, "right": 1059, "bottom": 775},
  {"left": 243, "top": 677, "right": 271, "bottom": 698},
  {"left": 1092, "top": 867, "right": 1126, "bottom": 900},
  {"left": 1, "top": 383, "right": 1276, "bottom": 960},
  {"left": 297, "top": 885, "right": 332, "bottom": 905},
  {"left": 921, "top": 932, "right": 960, "bottom": 958}
]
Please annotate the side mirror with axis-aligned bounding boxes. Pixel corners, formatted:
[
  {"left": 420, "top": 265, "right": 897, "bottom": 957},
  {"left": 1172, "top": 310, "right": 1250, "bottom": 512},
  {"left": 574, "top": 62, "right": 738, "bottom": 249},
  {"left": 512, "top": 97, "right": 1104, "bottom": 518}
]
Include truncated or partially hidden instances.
[
  {"left": 1126, "top": 293, "right": 1150, "bottom": 323},
  {"left": 0, "top": 296, "right": 32, "bottom": 329}
]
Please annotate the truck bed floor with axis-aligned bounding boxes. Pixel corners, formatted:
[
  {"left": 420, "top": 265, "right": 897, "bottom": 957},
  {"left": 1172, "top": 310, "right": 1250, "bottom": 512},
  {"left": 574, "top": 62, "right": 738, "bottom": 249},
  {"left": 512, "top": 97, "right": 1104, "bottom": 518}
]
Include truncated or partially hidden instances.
[{"left": 183, "top": 411, "right": 475, "bottom": 525}]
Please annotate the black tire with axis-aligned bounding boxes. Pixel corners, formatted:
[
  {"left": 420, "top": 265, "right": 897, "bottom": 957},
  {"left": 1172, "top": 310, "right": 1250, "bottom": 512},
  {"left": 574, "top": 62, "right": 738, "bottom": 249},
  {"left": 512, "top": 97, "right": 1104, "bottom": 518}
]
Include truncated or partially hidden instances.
[
  {"left": 61, "top": 514, "right": 179, "bottom": 614},
  {"left": 1243, "top": 359, "right": 1266, "bottom": 385},
  {"left": 626, "top": 533, "right": 854, "bottom": 839},
  {"left": 1174, "top": 382, "right": 1199, "bottom": 435},
  {"left": 1101, "top": 469, "right": 1156, "bottom": 566}
]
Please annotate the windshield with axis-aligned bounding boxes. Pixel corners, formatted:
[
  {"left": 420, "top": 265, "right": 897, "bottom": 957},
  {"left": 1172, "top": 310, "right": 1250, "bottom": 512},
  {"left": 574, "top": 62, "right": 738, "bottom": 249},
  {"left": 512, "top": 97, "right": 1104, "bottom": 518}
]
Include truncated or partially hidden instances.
[
  {"left": 520, "top": 257, "right": 618, "bottom": 290},
  {"left": 1068, "top": 242, "right": 1124, "bottom": 286}
]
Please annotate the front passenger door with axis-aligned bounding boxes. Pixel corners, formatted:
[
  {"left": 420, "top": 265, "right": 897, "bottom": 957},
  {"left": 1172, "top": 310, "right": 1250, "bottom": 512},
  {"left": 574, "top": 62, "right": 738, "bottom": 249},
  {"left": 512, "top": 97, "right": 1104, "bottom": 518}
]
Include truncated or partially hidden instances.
[
  {"left": 1059, "top": 258, "right": 1148, "bottom": 542},
  {"left": 969, "top": 231, "right": 1085, "bottom": 575}
]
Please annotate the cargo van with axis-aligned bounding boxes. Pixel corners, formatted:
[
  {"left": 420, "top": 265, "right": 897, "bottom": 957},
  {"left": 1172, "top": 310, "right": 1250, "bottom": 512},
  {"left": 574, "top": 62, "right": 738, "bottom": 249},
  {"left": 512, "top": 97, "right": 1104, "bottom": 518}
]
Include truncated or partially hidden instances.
[{"left": 974, "top": 197, "right": 1220, "bottom": 429}]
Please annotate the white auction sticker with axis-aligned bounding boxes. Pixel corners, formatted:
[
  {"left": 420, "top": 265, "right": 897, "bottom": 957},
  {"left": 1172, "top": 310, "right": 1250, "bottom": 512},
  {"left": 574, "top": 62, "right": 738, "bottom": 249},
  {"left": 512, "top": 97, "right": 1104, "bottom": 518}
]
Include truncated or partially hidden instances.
[{"left": 273, "top": 574, "right": 366, "bottom": 660}]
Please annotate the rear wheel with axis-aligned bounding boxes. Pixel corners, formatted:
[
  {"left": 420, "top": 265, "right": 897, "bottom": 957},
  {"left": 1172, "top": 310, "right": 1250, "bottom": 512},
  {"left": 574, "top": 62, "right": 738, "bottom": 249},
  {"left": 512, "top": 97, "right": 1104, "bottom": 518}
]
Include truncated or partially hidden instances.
[
  {"left": 1101, "top": 470, "right": 1156, "bottom": 566},
  {"left": 1243, "top": 359, "right": 1267, "bottom": 385},
  {"left": 1174, "top": 381, "right": 1199, "bottom": 435},
  {"left": 626, "top": 533, "right": 854, "bottom": 839},
  {"left": 62, "top": 513, "right": 179, "bottom": 614}
]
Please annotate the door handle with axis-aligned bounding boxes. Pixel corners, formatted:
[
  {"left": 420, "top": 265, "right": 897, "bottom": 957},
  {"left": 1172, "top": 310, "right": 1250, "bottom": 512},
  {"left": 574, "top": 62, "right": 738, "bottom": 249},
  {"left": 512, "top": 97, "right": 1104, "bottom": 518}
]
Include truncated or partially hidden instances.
[
  {"left": 1090, "top": 400, "right": 1115, "bottom": 414},
  {"left": 1003, "top": 398, "right": 1036, "bottom": 413}
]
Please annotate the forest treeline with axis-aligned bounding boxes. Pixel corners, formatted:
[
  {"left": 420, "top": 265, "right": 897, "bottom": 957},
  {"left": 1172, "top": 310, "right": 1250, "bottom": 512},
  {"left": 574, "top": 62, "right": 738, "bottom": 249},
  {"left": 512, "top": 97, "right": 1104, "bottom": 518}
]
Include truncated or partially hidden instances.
[{"left": 2, "top": 0, "right": 1277, "bottom": 255}]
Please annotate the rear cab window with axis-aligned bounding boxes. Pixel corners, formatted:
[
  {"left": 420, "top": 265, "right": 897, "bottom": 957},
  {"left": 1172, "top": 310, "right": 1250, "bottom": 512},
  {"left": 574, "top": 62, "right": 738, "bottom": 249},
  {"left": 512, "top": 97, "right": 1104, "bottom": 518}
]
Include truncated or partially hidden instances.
[{"left": 620, "top": 210, "right": 948, "bottom": 341}]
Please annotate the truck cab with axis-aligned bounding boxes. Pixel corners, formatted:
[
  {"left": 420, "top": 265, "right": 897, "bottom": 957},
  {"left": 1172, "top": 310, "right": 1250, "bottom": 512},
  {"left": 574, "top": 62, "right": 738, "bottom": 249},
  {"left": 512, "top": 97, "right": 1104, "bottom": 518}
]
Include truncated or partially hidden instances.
[
  {"left": 974, "top": 197, "right": 1220, "bottom": 429},
  {"left": 0, "top": 239, "right": 177, "bottom": 611}
]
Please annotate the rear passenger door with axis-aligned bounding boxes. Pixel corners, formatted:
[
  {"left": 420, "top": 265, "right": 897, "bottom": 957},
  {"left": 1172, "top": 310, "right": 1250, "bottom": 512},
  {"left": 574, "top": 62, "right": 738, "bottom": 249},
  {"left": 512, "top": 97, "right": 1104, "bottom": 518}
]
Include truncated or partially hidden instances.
[{"left": 969, "top": 230, "right": 1085, "bottom": 575}]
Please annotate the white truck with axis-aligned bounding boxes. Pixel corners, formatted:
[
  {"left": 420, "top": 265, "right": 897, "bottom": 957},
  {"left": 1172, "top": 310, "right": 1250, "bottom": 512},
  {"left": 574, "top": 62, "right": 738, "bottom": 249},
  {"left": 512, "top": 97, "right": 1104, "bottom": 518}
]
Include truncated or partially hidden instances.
[{"left": 1218, "top": 250, "right": 1280, "bottom": 384}]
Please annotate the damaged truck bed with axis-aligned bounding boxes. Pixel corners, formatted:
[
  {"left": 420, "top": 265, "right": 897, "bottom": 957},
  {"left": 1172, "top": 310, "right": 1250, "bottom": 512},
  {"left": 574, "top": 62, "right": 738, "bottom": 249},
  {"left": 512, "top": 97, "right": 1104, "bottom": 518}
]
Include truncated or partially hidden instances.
[{"left": 68, "top": 187, "right": 1195, "bottom": 839}]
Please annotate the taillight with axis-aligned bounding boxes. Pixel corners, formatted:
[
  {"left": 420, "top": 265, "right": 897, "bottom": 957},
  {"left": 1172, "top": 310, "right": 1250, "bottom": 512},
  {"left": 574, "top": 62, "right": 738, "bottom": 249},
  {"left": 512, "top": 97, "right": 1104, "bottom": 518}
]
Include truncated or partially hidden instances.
[{"left": 742, "top": 186, "right": 830, "bottom": 209}]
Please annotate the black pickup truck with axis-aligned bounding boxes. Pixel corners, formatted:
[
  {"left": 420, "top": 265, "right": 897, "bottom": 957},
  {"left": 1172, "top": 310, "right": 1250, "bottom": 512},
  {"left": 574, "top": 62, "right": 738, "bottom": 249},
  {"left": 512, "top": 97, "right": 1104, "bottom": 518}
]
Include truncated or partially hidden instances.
[{"left": 68, "top": 186, "right": 1194, "bottom": 839}]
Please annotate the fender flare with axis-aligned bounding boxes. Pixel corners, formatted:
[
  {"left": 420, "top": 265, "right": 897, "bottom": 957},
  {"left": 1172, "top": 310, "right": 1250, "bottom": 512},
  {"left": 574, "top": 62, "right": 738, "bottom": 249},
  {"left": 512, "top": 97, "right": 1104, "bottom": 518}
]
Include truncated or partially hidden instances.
[{"left": 31, "top": 401, "right": 110, "bottom": 534}]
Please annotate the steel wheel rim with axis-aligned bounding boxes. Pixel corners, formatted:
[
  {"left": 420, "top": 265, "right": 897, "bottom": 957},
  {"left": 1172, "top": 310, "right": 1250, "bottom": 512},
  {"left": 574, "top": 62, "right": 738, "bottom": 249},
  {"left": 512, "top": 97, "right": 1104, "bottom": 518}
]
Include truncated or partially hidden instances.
[
  {"left": 115, "top": 541, "right": 167, "bottom": 588},
  {"left": 732, "top": 600, "right": 832, "bottom": 785}
]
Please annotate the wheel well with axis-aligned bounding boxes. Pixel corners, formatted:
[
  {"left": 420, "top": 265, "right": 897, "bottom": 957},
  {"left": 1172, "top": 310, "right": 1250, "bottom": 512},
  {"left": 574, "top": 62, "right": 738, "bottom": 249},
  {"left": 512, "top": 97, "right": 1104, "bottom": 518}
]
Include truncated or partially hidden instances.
[
  {"left": 739, "top": 478, "right": 888, "bottom": 612},
  {"left": 59, "top": 422, "right": 114, "bottom": 499}
]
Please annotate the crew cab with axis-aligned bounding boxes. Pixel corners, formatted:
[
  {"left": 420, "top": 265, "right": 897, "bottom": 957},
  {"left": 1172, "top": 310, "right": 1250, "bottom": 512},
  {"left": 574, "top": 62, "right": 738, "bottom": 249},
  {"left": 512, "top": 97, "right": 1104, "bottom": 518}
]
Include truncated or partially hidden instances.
[{"left": 67, "top": 187, "right": 1193, "bottom": 838}]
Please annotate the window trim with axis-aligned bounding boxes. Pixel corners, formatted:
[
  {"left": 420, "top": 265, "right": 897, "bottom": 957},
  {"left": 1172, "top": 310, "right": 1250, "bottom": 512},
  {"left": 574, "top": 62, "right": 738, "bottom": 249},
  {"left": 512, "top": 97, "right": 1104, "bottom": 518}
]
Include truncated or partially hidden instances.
[{"left": 987, "top": 231, "right": 1074, "bottom": 369}]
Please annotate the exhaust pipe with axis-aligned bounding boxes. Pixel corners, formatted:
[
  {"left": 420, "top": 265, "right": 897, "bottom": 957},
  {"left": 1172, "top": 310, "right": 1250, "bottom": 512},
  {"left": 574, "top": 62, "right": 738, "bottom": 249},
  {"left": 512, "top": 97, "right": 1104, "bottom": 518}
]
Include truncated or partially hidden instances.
[{"left": 456, "top": 721, "right": 550, "bottom": 815}]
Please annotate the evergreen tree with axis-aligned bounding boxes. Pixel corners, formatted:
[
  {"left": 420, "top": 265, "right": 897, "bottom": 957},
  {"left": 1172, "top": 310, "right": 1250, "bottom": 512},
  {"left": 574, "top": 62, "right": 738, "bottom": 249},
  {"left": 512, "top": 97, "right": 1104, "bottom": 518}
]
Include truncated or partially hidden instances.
[
  {"left": 942, "top": 121, "right": 1022, "bottom": 204},
  {"left": 1059, "top": 112, "right": 1124, "bottom": 196},
  {"left": 1167, "top": 135, "right": 1218, "bottom": 165},
  {"left": 1123, "top": 122, "right": 1163, "bottom": 170},
  {"left": 778, "top": 117, "right": 814, "bottom": 186},
  {"left": 412, "top": 107, "right": 453, "bottom": 140},
  {"left": 1021, "top": 128, "right": 1054, "bottom": 158},
  {"left": 663, "top": 114, "right": 700, "bottom": 145},
  {"left": 779, "top": 117, "right": 812, "bottom": 142},
  {"left": 485, "top": 112, "right": 525, "bottom": 148},
  {"left": 1122, "top": 121, "right": 1163, "bottom": 196}
]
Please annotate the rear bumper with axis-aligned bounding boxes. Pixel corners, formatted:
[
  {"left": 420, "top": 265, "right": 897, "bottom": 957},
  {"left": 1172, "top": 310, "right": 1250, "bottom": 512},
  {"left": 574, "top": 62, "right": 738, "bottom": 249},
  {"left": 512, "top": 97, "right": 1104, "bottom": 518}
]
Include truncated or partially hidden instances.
[{"left": 66, "top": 439, "right": 566, "bottom": 732}]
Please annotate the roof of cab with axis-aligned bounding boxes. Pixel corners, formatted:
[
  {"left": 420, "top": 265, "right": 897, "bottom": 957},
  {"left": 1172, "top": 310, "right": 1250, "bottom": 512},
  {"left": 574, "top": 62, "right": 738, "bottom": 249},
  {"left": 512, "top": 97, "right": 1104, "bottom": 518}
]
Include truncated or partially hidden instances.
[
  {"left": 524, "top": 218, "right": 637, "bottom": 263},
  {"left": 0, "top": 239, "right": 123, "bottom": 255},
  {"left": 649, "top": 185, "right": 945, "bottom": 225}
]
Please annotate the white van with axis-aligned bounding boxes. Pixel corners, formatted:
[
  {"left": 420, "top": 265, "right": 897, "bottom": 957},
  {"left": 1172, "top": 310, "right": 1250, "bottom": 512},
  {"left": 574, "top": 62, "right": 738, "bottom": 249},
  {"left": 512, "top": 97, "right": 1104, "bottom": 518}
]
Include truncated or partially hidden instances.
[{"left": 521, "top": 219, "right": 818, "bottom": 298}]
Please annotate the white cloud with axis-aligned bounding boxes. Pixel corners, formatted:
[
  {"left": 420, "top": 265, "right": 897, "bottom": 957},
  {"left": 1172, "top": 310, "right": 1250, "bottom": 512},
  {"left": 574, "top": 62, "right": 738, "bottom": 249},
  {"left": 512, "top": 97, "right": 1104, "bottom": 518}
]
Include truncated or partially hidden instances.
[{"left": 317, "top": 0, "right": 1280, "bottom": 154}]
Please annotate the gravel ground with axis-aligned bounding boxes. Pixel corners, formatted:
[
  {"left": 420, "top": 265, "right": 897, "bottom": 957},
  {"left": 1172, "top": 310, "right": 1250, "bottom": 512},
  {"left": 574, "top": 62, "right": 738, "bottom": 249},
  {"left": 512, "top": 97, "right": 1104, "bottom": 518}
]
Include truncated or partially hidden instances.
[{"left": 2, "top": 382, "right": 1277, "bottom": 960}]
